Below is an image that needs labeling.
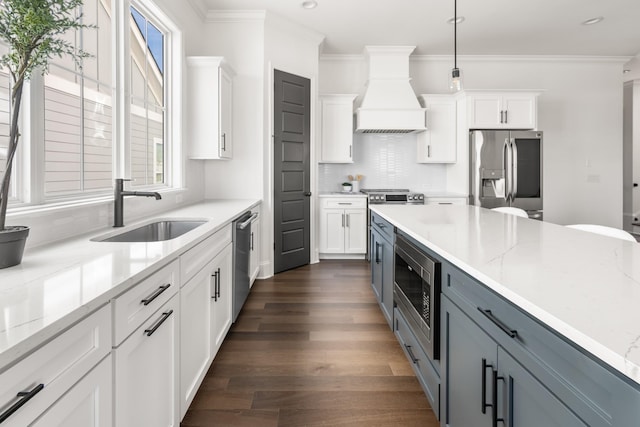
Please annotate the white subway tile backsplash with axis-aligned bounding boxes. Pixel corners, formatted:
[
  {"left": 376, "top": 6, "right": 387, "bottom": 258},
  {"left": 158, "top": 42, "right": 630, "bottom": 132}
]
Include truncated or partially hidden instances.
[{"left": 318, "top": 133, "right": 447, "bottom": 192}]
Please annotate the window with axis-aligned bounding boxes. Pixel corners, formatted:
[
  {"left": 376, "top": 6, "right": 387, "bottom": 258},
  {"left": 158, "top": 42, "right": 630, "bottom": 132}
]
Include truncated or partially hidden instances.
[
  {"left": 129, "top": 5, "right": 165, "bottom": 188},
  {"left": 3, "top": 0, "right": 179, "bottom": 209},
  {"left": 44, "top": 0, "right": 113, "bottom": 197}
]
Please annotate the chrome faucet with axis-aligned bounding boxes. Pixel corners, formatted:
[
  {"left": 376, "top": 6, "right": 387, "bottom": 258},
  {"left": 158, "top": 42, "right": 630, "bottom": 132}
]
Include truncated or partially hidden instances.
[{"left": 114, "top": 178, "right": 162, "bottom": 227}]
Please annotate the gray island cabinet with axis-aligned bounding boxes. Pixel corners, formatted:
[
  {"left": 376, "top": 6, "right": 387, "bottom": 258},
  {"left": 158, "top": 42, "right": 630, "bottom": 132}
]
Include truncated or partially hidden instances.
[{"left": 369, "top": 204, "right": 640, "bottom": 427}]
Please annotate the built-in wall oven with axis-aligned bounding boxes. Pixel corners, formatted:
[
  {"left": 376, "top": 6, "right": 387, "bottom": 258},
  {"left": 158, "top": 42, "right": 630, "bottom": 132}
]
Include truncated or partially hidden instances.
[{"left": 394, "top": 233, "right": 441, "bottom": 361}]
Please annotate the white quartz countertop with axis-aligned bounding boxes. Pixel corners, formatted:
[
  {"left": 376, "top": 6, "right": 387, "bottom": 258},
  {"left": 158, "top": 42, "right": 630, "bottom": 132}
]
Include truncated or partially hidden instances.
[
  {"left": 371, "top": 204, "right": 640, "bottom": 386},
  {"left": 0, "top": 199, "right": 259, "bottom": 372}
]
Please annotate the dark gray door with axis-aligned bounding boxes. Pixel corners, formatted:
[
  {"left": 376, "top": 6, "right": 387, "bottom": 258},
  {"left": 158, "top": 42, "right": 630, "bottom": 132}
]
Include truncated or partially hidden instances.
[{"left": 273, "top": 69, "right": 311, "bottom": 274}]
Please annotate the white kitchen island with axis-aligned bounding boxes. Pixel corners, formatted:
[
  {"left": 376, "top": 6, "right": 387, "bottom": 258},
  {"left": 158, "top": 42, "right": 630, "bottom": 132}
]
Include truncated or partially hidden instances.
[{"left": 371, "top": 203, "right": 640, "bottom": 426}]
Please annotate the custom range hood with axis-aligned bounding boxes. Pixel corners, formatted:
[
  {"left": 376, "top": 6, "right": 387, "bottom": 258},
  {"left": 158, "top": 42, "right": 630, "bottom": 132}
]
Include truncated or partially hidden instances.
[{"left": 355, "top": 46, "right": 426, "bottom": 134}]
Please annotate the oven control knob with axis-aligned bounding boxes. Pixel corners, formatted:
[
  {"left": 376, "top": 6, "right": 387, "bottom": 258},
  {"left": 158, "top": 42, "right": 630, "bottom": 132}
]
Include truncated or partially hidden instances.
[
  {"left": 418, "top": 195, "right": 424, "bottom": 200},
  {"left": 408, "top": 195, "right": 413, "bottom": 200}
]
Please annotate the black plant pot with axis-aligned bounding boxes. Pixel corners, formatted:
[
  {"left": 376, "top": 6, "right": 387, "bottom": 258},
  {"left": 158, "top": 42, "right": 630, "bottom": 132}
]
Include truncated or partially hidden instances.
[{"left": 0, "top": 226, "right": 30, "bottom": 269}]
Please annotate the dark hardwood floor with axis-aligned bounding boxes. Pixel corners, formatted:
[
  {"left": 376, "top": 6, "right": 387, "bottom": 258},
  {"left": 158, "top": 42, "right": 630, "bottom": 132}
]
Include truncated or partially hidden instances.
[{"left": 181, "top": 260, "right": 438, "bottom": 426}]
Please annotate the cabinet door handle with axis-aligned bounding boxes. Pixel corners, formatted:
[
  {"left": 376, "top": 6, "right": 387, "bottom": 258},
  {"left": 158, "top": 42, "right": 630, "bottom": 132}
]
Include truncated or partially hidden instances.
[
  {"left": 342, "top": 213, "right": 345, "bottom": 227},
  {"left": 141, "top": 284, "right": 171, "bottom": 306},
  {"left": 217, "top": 268, "right": 221, "bottom": 298},
  {"left": 478, "top": 307, "right": 518, "bottom": 338},
  {"left": 375, "top": 242, "right": 381, "bottom": 264},
  {"left": 427, "top": 145, "right": 431, "bottom": 158},
  {"left": 338, "top": 202, "right": 352, "bottom": 205},
  {"left": 211, "top": 272, "right": 218, "bottom": 301},
  {"left": 222, "top": 133, "right": 226, "bottom": 151},
  {"left": 346, "top": 214, "right": 350, "bottom": 227},
  {"left": 349, "top": 145, "right": 352, "bottom": 158},
  {"left": 251, "top": 232, "right": 254, "bottom": 251},
  {"left": 0, "top": 383, "right": 45, "bottom": 424},
  {"left": 404, "top": 344, "right": 419, "bottom": 364},
  {"left": 481, "top": 358, "right": 493, "bottom": 414},
  {"left": 500, "top": 111, "right": 504, "bottom": 124},
  {"left": 492, "top": 369, "right": 505, "bottom": 427},
  {"left": 144, "top": 310, "right": 174, "bottom": 337},
  {"left": 504, "top": 110, "right": 508, "bottom": 124}
]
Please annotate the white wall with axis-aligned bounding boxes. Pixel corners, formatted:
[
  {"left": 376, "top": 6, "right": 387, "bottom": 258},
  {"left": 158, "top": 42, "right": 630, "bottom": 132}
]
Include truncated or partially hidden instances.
[{"left": 320, "top": 55, "right": 627, "bottom": 227}]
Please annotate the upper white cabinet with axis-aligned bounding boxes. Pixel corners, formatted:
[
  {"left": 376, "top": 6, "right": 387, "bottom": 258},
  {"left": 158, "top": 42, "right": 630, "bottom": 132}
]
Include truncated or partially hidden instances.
[
  {"left": 319, "top": 94, "right": 357, "bottom": 163},
  {"left": 417, "top": 94, "right": 457, "bottom": 163},
  {"left": 187, "top": 56, "right": 235, "bottom": 159},
  {"left": 467, "top": 91, "right": 538, "bottom": 129}
]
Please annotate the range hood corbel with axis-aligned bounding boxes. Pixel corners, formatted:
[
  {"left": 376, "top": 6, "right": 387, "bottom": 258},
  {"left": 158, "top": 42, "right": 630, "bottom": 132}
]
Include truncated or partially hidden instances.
[{"left": 355, "top": 46, "right": 427, "bottom": 134}]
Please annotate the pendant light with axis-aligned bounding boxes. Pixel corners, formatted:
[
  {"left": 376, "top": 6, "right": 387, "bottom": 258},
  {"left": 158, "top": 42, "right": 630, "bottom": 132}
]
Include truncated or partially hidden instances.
[{"left": 448, "top": 0, "right": 463, "bottom": 92}]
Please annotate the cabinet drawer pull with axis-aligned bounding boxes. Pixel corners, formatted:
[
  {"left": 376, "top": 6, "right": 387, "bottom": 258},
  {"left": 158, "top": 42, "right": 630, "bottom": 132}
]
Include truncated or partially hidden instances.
[
  {"left": 144, "top": 310, "right": 174, "bottom": 337},
  {"left": 338, "top": 202, "right": 352, "bottom": 205},
  {"left": 0, "top": 383, "right": 44, "bottom": 424},
  {"left": 477, "top": 307, "right": 518, "bottom": 338},
  {"left": 404, "top": 344, "right": 419, "bottom": 364},
  {"left": 141, "top": 284, "right": 171, "bottom": 306}
]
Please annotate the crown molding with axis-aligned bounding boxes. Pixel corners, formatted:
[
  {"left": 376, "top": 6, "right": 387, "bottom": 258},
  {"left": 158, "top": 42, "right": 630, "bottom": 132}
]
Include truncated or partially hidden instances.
[
  {"left": 320, "top": 53, "right": 632, "bottom": 64},
  {"left": 186, "top": 0, "right": 207, "bottom": 21},
  {"left": 205, "top": 10, "right": 267, "bottom": 23}
]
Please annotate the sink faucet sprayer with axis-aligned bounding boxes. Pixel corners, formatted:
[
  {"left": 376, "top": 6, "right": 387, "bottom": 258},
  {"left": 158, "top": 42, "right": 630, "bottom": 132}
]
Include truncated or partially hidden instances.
[{"left": 114, "top": 178, "right": 162, "bottom": 227}]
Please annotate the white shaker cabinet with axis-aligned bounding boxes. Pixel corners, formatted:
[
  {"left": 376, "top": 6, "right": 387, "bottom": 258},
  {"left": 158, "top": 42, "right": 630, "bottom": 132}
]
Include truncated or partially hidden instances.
[
  {"left": 0, "top": 306, "right": 111, "bottom": 427},
  {"left": 112, "top": 260, "right": 180, "bottom": 427},
  {"left": 187, "top": 56, "right": 235, "bottom": 159},
  {"left": 179, "top": 226, "right": 233, "bottom": 418},
  {"left": 417, "top": 94, "right": 457, "bottom": 163},
  {"left": 319, "top": 196, "right": 367, "bottom": 257},
  {"left": 319, "top": 94, "right": 357, "bottom": 163},
  {"left": 467, "top": 91, "right": 538, "bottom": 129},
  {"left": 114, "top": 294, "right": 179, "bottom": 427},
  {"left": 31, "top": 355, "right": 112, "bottom": 427}
]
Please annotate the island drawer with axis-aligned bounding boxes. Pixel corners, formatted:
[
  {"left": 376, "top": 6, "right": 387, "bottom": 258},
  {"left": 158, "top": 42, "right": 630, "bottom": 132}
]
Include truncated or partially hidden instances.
[
  {"left": 0, "top": 305, "right": 111, "bottom": 426},
  {"left": 113, "top": 260, "right": 179, "bottom": 346},
  {"left": 180, "top": 224, "right": 232, "bottom": 285},
  {"left": 394, "top": 307, "right": 440, "bottom": 419},
  {"left": 370, "top": 212, "right": 394, "bottom": 242},
  {"left": 442, "top": 262, "right": 640, "bottom": 426}
]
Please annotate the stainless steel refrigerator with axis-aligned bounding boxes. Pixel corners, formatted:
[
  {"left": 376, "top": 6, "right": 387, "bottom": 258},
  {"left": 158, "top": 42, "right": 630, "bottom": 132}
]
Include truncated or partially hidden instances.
[{"left": 469, "top": 130, "right": 543, "bottom": 219}]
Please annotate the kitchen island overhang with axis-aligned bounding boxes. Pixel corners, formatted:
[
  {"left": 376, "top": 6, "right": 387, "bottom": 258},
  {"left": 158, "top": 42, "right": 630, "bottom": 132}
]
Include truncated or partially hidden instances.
[{"left": 370, "top": 203, "right": 640, "bottom": 388}]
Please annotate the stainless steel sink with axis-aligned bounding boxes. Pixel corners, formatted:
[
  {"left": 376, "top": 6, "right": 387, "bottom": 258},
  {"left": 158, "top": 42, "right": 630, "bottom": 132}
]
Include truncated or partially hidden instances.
[{"left": 93, "top": 220, "right": 207, "bottom": 242}]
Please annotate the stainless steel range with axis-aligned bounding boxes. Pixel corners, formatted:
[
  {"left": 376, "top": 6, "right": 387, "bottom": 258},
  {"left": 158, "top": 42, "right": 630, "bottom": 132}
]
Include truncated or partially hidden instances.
[
  {"left": 361, "top": 188, "right": 425, "bottom": 205},
  {"left": 361, "top": 189, "right": 425, "bottom": 260}
]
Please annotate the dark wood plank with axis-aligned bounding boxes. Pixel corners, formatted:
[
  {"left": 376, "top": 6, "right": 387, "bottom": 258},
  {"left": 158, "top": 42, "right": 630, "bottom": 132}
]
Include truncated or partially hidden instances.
[{"left": 181, "top": 260, "right": 438, "bottom": 426}]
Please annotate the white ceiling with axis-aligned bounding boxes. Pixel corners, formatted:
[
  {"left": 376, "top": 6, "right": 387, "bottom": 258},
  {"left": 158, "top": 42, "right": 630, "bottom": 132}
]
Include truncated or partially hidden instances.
[{"left": 200, "top": 0, "right": 640, "bottom": 57}]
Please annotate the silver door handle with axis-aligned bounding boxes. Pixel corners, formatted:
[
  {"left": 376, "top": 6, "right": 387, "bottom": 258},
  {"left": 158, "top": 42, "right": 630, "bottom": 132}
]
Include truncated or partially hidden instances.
[
  {"left": 504, "top": 110, "right": 508, "bottom": 124},
  {"left": 503, "top": 138, "right": 511, "bottom": 201},
  {"left": 238, "top": 213, "right": 258, "bottom": 230},
  {"left": 511, "top": 138, "right": 518, "bottom": 199},
  {"left": 222, "top": 133, "right": 226, "bottom": 151},
  {"left": 427, "top": 145, "right": 431, "bottom": 158},
  {"left": 500, "top": 111, "right": 504, "bottom": 124},
  {"left": 342, "top": 213, "right": 345, "bottom": 227},
  {"left": 346, "top": 214, "right": 350, "bottom": 227}
]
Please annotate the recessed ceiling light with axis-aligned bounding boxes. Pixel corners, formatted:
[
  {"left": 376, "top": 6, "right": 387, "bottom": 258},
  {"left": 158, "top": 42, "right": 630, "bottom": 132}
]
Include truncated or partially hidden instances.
[
  {"left": 623, "top": 69, "right": 631, "bottom": 74},
  {"left": 447, "top": 16, "right": 465, "bottom": 24},
  {"left": 582, "top": 16, "right": 604, "bottom": 25},
  {"left": 302, "top": 0, "right": 317, "bottom": 9}
]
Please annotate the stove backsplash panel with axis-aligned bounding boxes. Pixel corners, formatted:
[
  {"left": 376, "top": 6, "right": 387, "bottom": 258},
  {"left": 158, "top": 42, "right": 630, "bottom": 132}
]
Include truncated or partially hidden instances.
[{"left": 318, "top": 133, "right": 447, "bottom": 193}]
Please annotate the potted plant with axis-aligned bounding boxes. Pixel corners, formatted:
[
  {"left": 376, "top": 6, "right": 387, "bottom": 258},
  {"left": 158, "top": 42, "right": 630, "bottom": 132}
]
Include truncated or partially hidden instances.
[
  {"left": 0, "top": 0, "right": 91, "bottom": 268},
  {"left": 341, "top": 182, "right": 352, "bottom": 192}
]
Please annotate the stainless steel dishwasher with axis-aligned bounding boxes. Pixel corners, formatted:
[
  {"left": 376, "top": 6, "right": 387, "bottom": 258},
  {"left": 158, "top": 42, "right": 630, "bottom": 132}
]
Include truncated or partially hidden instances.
[{"left": 232, "top": 211, "right": 257, "bottom": 321}]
